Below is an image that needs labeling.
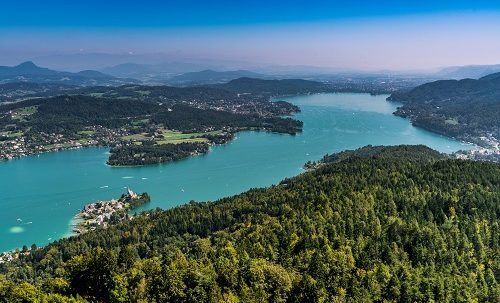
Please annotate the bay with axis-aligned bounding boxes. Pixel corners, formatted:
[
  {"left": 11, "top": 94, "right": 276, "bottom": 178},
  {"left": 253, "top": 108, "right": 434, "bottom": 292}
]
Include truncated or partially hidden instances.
[{"left": 0, "top": 93, "right": 471, "bottom": 252}]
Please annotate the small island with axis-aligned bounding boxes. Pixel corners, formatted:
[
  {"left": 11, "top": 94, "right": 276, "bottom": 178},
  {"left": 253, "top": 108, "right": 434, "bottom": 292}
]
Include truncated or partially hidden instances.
[{"left": 72, "top": 188, "right": 150, "bottom": 234}]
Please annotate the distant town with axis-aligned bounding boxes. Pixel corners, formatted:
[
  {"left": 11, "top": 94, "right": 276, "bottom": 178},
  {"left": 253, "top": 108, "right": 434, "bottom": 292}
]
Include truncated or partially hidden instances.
[{"left": 455, "top": 133, "right": 500, "bottom": 162}]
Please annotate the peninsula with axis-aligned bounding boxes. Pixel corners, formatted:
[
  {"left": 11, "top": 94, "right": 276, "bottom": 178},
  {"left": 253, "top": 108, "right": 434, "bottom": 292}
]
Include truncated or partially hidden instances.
[
  {"left": 387, "top": 72, "right": 500, "bottom": 161},
  {"left": 73, "top": 188, "right": 150, "bottom": 234},
  {"left": 0, "top": 79, "right": 309, "bottom": 165}
]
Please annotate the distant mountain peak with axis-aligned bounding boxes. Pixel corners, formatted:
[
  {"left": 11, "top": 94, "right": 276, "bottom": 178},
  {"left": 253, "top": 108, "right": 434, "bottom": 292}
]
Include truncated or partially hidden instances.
[
  {"left": 479, "top": 71, "right": 500, "bottom": 81},
  {"left": 437, "top": 64, "right": 500, "bottom": 79},
  {"left": 0, "top": 61, "right": 139, "bottom": 86},
  {"left": 17, "top": 61, "right": 38, "bottom": 68},
  {"left": 76, "top": 70, "right": 109, "bottom": 78},
  {"left": 3, "top": 61, "right": 53, "bottom": 75}
]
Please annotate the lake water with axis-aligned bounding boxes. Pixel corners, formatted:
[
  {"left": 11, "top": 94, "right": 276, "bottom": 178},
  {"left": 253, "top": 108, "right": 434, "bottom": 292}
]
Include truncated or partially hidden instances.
[{"left": 0, "top": 93, "right": 471, "bottom": 252}]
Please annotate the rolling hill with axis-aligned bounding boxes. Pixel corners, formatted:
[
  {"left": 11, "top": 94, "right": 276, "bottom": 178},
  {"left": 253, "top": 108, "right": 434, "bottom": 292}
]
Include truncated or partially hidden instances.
[
  {"left": 214, "top": 77, "right": 333, "bottom": 96},
  {"left": 388, "top": 72, "right": 500, "bottom": 144},
  {"left": 167, "top": 69, "right": 264, "bottom": 85},
  {"left": 436, "top": 64, "right": 500, "bottom": 79}
]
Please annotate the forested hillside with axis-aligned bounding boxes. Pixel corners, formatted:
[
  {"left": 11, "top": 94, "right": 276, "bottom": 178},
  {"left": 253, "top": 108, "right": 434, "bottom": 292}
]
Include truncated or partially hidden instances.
[
  {"left": 214, "top": 77, "right": 333, "bottom": 97},
  {"left": 0, "top": 96, "right": 301, "bottom": 135},
  {"left": 1, "top": 145, "right": 498, "bottom": 302},
  {"left": 388, "top": 73, "right": 500, "bottom": 143}
]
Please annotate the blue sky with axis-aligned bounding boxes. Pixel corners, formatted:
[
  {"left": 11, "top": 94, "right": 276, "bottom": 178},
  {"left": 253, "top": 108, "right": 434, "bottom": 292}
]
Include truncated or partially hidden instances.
[
  {"left": 2, "top": 0, "right": 499, "bottom": 27},
  {"left": 1, "top": 1, "right": 500, "bottom": 70}
]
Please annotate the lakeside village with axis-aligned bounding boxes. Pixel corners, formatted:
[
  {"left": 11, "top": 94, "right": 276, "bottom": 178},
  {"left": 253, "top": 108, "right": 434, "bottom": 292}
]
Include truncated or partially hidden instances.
[
  {"left": 0, "top": 188, "right": 150, "bottom": 264},
  {"left": 73, "top": 188, "right": 151, "bottom": 234},
  {"left": 454, "top": 133, "right": 500, "bottom": 162},
  {"left": 0, "top": 125, "right": 128, "bottom": 161}
]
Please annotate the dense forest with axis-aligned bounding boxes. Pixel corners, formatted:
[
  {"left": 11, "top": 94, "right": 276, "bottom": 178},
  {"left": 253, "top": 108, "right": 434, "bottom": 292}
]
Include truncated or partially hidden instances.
[
  {"left": 318, "top": 145, "right": 445, "bottom": 164},
  {"left": 108, "top": 142, "right": 209, "bottom": 166},
  {"left": 0, "top": 95, "right": 156, "bottom": 133},
  {"left": 212, "top": 77, "right": 334, "bottom": 97},
  {"left": 388, "top": 72, "right": 500, "bottom": 142},
  {"left": 19, "top": 96, "right": 159, "bottom": 133},
  {"left": 152, "top": 104, "right": 302, "bottom": 134},
  {"left": 0, "top": 96, "right": 301, "bottom": 135},
  {"left": 1, "top": 145, "right": 499, "bottom": 302}
]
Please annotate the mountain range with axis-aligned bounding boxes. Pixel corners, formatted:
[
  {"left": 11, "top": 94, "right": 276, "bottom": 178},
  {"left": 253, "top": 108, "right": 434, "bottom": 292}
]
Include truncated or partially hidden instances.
[
  {"left": 99, "top": 62, "right": 225, "bottom": 81},
  {"left": 166, "top": 69, "right": 265, "bottom": 86},
  {"left": 436, "top": 64, "right": 500, "bottom": 79},
  {"left": 0, "top": 61, "right": 139, "bottom": 86}
]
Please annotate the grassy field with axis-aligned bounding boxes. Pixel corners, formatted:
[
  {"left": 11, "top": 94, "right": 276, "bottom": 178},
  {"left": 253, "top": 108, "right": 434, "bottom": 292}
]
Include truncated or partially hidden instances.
[
  {"left": 77, "top": 130, "right": 96, "bottom": 136},
  {"left": 1, "top": 131, "right": 23, "bottom": 138},
  {"left": 121, "top": 133, "right": 150, "bottom": 141},
  {"left": 131, "top": 119, "right": 150, "bottom": 126},
  {"left": 121, "top": 129, "right": 221, "bottom": 145},
  {"left": 156, "top": 129, "right": 222, "bottom": 144},
  {"left": 135, "top": 90, "right": 151, "bottom": 96},
  {"left": 89, "top": 93, "right": 105, "bottom": 98},
  {"left": 11, "top": 106, "right": 37, "bottom": 121},
  {"left": 445, "top": 117, "right": 459, "bottom": 125}
]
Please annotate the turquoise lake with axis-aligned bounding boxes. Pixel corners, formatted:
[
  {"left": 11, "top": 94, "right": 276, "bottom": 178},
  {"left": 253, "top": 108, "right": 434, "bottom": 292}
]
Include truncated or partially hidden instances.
[{"left": 0, "top": 93, "right": 472, "bottom": 252}]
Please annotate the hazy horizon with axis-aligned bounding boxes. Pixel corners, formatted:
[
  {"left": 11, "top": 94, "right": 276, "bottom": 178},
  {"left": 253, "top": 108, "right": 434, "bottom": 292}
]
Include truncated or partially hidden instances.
[{"left": 2, "top": 1, "right": 500, "bottom": 71}]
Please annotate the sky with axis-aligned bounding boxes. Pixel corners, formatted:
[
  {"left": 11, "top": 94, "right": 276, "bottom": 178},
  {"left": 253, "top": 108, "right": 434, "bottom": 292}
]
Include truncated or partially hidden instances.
[{"left": 1, "top": 0, "right": 500, "bottom": 71}]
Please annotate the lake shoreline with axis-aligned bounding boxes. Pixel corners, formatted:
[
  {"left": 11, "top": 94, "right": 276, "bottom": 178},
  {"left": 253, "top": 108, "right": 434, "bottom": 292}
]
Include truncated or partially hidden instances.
[
  {"left": 72, "top": 189, "right": 150, "bottom": 234},
  {"left": 1, "top": 93, "right": 473, "bottom": 252},
  {"left": 1, "top": 93, "right": 477, "bottom": 167}
]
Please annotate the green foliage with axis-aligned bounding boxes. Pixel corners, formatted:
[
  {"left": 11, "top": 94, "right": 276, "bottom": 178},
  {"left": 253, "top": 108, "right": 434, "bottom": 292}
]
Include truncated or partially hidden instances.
[
  {"left": 388, "top": 74, "right": 500, "bottom": 139},
  {"left": 1, "top": 145, "right": 499, "bottom": 302},
  {"left": 0, "top": 93, "right": 301, "bottom": 136},
  {"left": 319, "top": 144, "right": 445, "bottom": 164},
  {"left": 108, "top": 142, "right": 209, "bottom": 166},
  {"left": 152, "top": 104, "right": 302, "bottom": 134},
  {"left": 66, "top": 247, "right": 118, "bottom": 301},
  {"left": 0, "top": 275, "right": 87, "bottom": 302},
  {"left": 215, "top": 77, "right": 333, "bottom": 97}
]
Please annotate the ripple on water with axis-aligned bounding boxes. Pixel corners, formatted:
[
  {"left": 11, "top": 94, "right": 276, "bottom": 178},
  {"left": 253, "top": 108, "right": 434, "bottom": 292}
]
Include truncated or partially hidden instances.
[{"left": 9, "top": 226, "right": 24, "bottom": 234}]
